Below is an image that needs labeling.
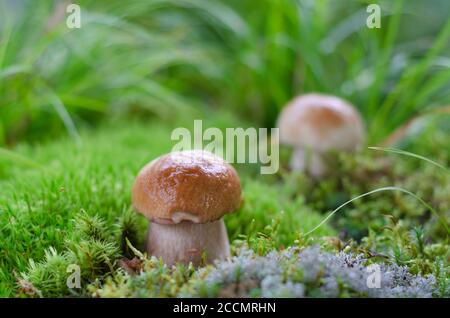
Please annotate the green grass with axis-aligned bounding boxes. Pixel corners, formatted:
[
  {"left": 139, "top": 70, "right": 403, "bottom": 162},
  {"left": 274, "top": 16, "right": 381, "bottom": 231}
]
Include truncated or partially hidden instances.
[{"left": 1, "top": 0, "right": 450, "bottom": 145}]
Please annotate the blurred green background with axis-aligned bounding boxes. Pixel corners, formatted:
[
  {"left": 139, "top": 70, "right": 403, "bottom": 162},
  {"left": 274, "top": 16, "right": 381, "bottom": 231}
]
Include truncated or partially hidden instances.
[
  {"left": 1, "top": 0, "right": 450, "bottom": 297},
  {"left": 1, "top": 0, "right": 450, "bottom": 147}
]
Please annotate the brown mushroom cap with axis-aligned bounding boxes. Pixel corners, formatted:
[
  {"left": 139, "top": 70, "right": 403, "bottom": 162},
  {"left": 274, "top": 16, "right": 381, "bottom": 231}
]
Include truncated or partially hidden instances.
[
  {"left": 277, "top": 93, "right": 365, "bottom": 152},
  {"left": 132, "top": 150, "right": 242, "bottom": 224}
]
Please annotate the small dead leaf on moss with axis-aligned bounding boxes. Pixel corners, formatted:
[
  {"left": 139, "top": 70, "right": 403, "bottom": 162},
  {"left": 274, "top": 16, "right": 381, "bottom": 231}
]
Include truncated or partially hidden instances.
[
  {"left": 324, "top": 236, "right": 345, "bottom": 251},
  {"left": 118, "top": 257, "right": 143, "bottom": 275},
  {"left": 13, "top": 270, "right": 41, "bottom": 297}
]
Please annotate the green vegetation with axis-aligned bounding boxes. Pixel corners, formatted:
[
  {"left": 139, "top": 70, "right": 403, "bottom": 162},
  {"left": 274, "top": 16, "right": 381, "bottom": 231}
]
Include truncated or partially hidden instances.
[
  {"left": 0, "top": 118, "right": 335, "bottom": 296},
  {"left": 0, "top": 0, "right": 449, "bottom": 297},
  {"left": 2, "top": 0, "right": 450, "bottom": 145},
  {"left": 1, "top": 118, "right": 448, "bottom": 297}
]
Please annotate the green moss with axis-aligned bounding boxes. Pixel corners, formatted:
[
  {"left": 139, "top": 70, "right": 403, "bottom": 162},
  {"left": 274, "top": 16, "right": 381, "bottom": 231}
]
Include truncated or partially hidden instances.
[
  {"left": 1, "top": 118, "right": 449, "bottom": 297},
  {"left": 280, "top": 146, "right": 450, "bottom": 240}
]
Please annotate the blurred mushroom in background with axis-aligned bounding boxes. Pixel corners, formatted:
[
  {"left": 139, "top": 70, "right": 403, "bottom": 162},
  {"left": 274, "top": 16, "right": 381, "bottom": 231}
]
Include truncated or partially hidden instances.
[{"left": 277, "top": 93, "right": 365, "bottom": 177}]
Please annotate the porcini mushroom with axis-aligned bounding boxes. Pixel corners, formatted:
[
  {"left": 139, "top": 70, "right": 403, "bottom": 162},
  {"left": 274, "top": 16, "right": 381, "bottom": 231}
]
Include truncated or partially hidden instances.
[
  {"left": 277, "top": 93, "right": 365, "bottom": 177},
  {"left": 132, "top": 150, "right": 241, "bottom": 267}
]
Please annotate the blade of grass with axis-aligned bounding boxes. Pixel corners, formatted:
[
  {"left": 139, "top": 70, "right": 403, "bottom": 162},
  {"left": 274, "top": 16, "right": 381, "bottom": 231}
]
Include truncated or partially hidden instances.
[
  {"left": 0, "top": 148, "right": 45, "bottom": 170},
  {"left": 59, "top": 94, "right": 107, "bottom": 112},
  {"left": 175, "top": 0, "right": 249, "bottom": 37},
  {"left": 0, "top": 121, "right": 4, "bottom": 146},
  {"left": 367, "top": 0, "right": 404, "bottom": 118},
  {"left": 44, "top": 86, "right": 82, "bottom": 146},
  {"left": 373, "top": 18, "right": 450, "bottom": 139},
  {"left": 0, "top": 17, "right": 13, "bottom": 69},
  {"left": 139, "top": 80, "right": 199, "bottom": 115},
  {"left": 368, "top": 146, "right": 449, "bottom": 172},
  {"left": 320, "top": 9, "right": 368, "bottom": 54},
  {"left": 379, "top": 106, "right": 450, "bottom": 145},
  {"left": 0, "top": 18, "right": 14, "bottom": 94},
  {"left": 408, "top": 68, "right": 450, "bottom": 113},
  {"left": 125, "top": 237, "right": 144, "bottom": 259},
  {"left": 304, "top": 186, "right": 449, "bottom": 236},
  {"left": 0, "top": 64, "right": 31, "bottom": 80}
]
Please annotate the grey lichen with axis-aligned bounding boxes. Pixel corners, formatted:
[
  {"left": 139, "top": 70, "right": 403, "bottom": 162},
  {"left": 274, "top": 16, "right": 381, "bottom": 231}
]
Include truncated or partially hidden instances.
[{"left": 181, "top": 246, "right": 438, "bottom": 298}]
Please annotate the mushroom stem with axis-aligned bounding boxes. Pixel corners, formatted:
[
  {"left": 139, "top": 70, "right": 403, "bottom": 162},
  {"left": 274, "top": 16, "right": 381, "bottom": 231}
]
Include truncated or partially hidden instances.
[
  {"left": 146, "top": 218, "right": 230, "bottom": 267},
  {"left": 291, "top": 148, "right": 327, "bottom": 177}
]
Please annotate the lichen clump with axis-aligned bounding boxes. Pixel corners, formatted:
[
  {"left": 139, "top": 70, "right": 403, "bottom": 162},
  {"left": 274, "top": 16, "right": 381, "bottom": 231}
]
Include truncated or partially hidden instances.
[{"left": 91, "top": 246, "right": 441, "bottom": 298}]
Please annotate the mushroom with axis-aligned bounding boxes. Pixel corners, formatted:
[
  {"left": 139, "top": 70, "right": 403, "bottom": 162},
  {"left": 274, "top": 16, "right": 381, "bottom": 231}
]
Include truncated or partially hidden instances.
[
  {"left": 277, "top": 93, "right": 365, "bottom": 177},
  {"left": 131, "top": 150, "right": 242, "bottom": 267}
]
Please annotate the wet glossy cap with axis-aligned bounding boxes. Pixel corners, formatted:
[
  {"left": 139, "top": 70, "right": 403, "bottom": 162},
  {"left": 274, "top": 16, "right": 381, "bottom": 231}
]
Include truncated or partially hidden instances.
[
  {"left": 132, "top": 150, "right": 242, "bottom": 224},
  {"left": 277, "top": 93, "right": 365, "bottom": 152}
]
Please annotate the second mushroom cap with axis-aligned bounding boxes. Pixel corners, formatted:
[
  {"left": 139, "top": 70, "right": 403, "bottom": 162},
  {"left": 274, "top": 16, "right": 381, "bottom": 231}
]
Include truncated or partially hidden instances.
[{"left": 277, "top": 93, "right": 365, "bottom": 152}]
